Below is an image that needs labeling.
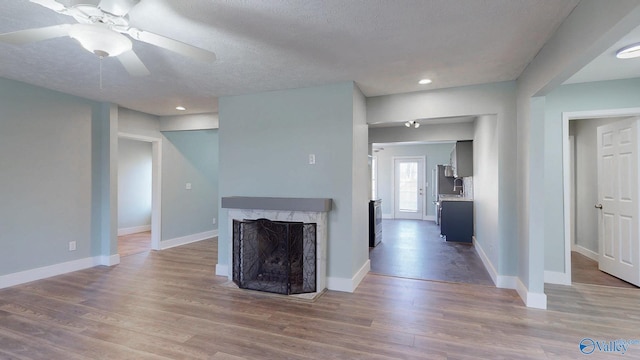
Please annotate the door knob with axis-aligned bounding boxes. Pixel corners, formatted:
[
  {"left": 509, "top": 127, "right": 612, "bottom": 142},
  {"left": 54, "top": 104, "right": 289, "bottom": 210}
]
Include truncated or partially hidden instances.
[{"left": 595, "top": 204, "right": 603, "bottom": 209}]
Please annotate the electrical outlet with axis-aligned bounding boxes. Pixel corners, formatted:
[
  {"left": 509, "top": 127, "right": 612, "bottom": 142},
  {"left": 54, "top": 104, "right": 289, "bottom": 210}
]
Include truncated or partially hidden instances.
[
  {"left": 309, "top": 154, "right": 316, "bottom": 165},
  {"left": 212, "top": 218, "right": 216, "bottom": 225},
  {"left": 69, "top": 241, "right": 76, "bottom": 251},
  {"left": 185, "top": 182, "right": 192, "bottom": 190}
]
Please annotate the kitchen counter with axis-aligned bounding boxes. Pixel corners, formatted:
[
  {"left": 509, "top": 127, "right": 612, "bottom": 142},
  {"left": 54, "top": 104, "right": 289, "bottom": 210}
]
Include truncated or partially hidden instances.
[{"left": 438, "top": 194, "right": 473, "bottom": 202}]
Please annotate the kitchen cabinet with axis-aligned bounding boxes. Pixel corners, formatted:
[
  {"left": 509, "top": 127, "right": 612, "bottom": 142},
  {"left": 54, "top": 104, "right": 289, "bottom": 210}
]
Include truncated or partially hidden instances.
[
  {"left": 440, "top": 200, "right": 473, "bottom": 243},
  {"left": 450, "top": 140, "right": 473, "bottom": 178}
]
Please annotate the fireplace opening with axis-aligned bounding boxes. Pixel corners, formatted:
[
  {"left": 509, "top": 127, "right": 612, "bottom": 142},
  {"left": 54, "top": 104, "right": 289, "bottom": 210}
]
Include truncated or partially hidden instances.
[{"left": 232, "top": 218, "right": 316, "bottom": 295}]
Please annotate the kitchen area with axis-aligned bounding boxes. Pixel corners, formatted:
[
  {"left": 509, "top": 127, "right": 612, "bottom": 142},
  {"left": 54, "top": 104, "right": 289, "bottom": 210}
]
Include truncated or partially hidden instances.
[{"left": 435, "top": 140, "right": 474, "bottom": 243}]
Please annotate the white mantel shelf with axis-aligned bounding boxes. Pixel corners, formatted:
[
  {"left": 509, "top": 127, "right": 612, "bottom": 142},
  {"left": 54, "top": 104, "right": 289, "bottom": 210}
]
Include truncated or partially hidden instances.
[{"left": 221, "top": 197, "right": 332, "bottom": 212}]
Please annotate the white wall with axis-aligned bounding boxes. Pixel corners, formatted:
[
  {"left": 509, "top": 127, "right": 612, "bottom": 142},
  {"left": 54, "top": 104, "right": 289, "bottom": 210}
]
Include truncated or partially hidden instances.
[
  {"left": 117, "top": 138, "right": 152, "bottom": 233},
  {"left": 473, "top": 115, "right": 500, "bottom": 267}
]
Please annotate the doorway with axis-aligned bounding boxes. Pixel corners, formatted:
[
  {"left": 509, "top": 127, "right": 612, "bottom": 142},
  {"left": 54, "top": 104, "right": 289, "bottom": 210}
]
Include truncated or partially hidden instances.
[
  {"left": 393, "top": 156, "right": 425, "bottom": 220},
  {"left": 117, "top": 133, "right": 162, "bottom": 253},
  {"left": 563, "top": 108, "right": 640, "bottom": 287}
]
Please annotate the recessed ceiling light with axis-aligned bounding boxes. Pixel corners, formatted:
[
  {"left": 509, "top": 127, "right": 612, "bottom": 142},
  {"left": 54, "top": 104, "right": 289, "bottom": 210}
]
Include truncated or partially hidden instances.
[
  {"left": 418, "top": 78, "right": 432, "bottom": 85},
  {"left": 616, "top": 43, "right": 640, "bottom": 59},
  {"left": 176, "top": 106, "right": 186, "bottom": 111}
]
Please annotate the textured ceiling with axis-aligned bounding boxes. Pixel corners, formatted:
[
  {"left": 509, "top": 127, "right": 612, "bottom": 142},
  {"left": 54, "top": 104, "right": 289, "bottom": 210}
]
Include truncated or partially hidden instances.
[
  {"left": 565, "top": 23, "right": 640, "bottom": 85},
  {"left": 0, "top": 0, "right": 580, "bottom": 116}
]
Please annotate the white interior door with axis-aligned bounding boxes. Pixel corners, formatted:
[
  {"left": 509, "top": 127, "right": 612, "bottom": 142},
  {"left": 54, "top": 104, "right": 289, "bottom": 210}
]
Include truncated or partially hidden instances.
[
  {"left": 596, "top": 117, "right": 640, "bottom": 286},
  {"left": 394, "top": 157, "right": 425, "bottom": 220}
]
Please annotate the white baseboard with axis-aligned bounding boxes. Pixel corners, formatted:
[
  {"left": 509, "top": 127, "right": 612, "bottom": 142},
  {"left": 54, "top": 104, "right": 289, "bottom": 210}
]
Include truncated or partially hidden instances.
[
  {"left": 160, "top": 230, "right": 218, "bottom": 250},
  {"left": 473, "top": 236, "right": 498, "bottom": 286},
  {"left": 516, "top": 278, "right": 547, "bottom": 309},
  {"left": 327, "top": 259, "right": 371, "bottom": 293},
  {"left": 423, "top": 215, "right": 436, "bottom": 221},
  {"left": 117, "top": 225, "right": 151, "bottom": 236},
  {"left": 544, "top": 270, "right": 571, "bottom": 285},
  {"left": 215, "top": 264, "right": 229, "bottom": 277},
  {"left": 382, "top": 213, "right": 393, "bottom": 219},
  {"left": 0, "top": 254, "right": 119, "bottom": 290},
  {"left": 574, "top": 245, "right": 598, "bottom": 261},
  {"left": 97, "top": 254, "right": 120, "bottom": 266}
]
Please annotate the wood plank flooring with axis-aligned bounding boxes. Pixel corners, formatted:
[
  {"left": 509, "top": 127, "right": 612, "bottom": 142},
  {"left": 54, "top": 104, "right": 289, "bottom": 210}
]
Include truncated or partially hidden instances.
[
  {"left": 118, "top": 231, "right": 152, "bottom": 258},
  {"left": 369, "top": 220, "right": 493, "bottom": 285},
  {"left": 1, "top": 238, "right": 640, "bottom": 359},
  {"left": 571, "top": 251, "right": 638, "bottom": 289}
]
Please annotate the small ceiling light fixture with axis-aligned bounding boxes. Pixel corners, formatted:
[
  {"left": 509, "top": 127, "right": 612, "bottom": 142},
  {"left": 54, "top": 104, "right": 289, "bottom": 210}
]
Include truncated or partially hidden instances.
[
  {"left": 418, "top": 78, "right": 432, "bottom": 85},
  {"left": 68, "top": 24, "right": 132, "bottom": 58},
  {"left": 176, "top": 106, "right": 186, "bottom": 111},
  {"left": 616, "top": 43, "right": 640, "bottom": 59},
  {"left": 405, "top": 120, "right": 420, "bottom": 128}
]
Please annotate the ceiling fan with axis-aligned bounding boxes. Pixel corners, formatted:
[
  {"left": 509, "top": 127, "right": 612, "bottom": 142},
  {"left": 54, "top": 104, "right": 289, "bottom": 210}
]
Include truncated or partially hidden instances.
[{"left": 0, "top": 0, "right": 216, "bottom": 76}]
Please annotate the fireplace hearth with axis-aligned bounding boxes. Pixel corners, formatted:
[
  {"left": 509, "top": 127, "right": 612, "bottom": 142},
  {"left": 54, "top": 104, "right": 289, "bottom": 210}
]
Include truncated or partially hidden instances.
[{"left": 232, "top": 218, "right": 316, "bottom": 295}]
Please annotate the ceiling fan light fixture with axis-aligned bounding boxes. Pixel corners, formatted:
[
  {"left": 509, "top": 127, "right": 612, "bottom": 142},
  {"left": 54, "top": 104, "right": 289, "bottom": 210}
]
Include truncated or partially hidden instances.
[
  {"left": 68, "top": 24, "right": 132, "bottom": 57},
  {"left": 616, "top": 43, "right": 640, "bottom": 59}
]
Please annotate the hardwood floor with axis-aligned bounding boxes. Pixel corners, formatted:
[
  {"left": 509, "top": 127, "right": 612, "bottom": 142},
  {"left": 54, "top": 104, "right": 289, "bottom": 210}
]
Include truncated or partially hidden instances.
[
  {"left": 118, "top": 231, "right": 152, "bottom": 257},
  {"left": 571, "top": 251, "right": 638, "bottom": 289},
  {"left": 1, "top": 238, "right": 640, "bottom": 359},
  {"left": 369, "top": 219, "right": 493, "bottom": 286}
]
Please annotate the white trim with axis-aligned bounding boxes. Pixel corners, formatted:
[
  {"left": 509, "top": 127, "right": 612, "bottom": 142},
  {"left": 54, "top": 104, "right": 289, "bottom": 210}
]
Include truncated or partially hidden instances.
[
  {"left": 160, "top": 230, "right": 218, "bottom": 250},
  {"left": 382, "top": 213, "right": 394, "bottom": 219},
  {"left": 574, "top": 245, "right": 599, "bottom": 261},
  {"left": 544, "top": 270, "right": 571, "bottom": 285},
  {"left": 117, "top": 132, "right": 162, "bottom": 251},
  {"left": 516, "top": 278, "right": 547, "bottom": 309},
  {"left": 327, "top": 259, "right": 371, "bottom": 292},
  {"left": 97, "top": 254, "right": 121, "bottom": 266},
  {"left": 473, "top": 236, "right": 498, "bottom": 286},
  {"left": 117, "top": 225, "right": 151, "bottom": 236},
  {"left": 215, "top": 264, "right": 229, "bottom": 277},
  {"left": 474, "top": 236, "right": 518, "bottom": 289},
  {"left": 423, "top": 215, "right": 435, "bottom": 221},
  {"left": 562, "top": 108, "right": 640, "bottom": 291},
  {"left": 0, "top": 255, "right": 119, "bottom": 289}
]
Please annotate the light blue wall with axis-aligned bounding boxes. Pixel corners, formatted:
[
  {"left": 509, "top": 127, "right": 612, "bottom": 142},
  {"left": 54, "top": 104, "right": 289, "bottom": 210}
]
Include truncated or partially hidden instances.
[
  {"left": 544, "top": 78, "right": 640, "bottom": 272},
  {"left": 373, "top": 143, "right": 453, "bottom": 218},
  {"left": 218, "top": 82, "right": 367, "bottom": 281},
  {"left": 162, "top": 130, "right": 219, "bottom": 240},
  {"left": 118, "top": 138, "right": 152, "bottom": 230},
  {"left": 0, "top": 77, "right": 97, "bottom": 274}
]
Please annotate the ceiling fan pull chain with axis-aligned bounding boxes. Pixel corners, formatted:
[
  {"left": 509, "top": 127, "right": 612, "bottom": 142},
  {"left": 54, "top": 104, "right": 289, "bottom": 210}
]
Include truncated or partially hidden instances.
[{"left": 99, "top": 56, "right": 103, "bottom": 90}]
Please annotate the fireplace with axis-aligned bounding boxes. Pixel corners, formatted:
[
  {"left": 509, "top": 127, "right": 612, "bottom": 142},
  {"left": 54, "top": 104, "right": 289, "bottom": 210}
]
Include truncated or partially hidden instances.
[
  {"left": 221, "top": 196, "right": 332, "bottom": 298},
  {"left": 232, "top": 218, "right": 316, "bottom": 295}
]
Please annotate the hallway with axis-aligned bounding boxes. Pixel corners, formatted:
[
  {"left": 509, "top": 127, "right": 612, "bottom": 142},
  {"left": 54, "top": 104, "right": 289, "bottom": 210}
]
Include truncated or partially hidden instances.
[{"left": 369, "top": 219, "right": 493, "bottom": 285}]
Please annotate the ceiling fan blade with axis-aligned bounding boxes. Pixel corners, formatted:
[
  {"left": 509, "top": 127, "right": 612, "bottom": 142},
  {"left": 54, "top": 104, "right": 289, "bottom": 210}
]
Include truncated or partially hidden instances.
[
  {"left": 117, "top": 50, "right": 150, "bottom": 77},
  {"left": 0, "top": 24, "right": 71, "bottom": 45},
  {"left": 98, "top": 0, "right": 139, "bottom": 16},
  {"left": 29, "top": 0, "right": 66, "bottom": 12},
  {"left": 127, "top": 28, "right": 216, "bottom": 62}
]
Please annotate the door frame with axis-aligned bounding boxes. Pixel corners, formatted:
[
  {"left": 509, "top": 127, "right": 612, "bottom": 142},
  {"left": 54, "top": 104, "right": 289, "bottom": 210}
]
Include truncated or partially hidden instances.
[
  {"left": 118, "top": 132, "right": 162, "bottom": 251},
  {"left": 560, "top": 107, "right": 640, "bottom": 286},
  {"left": 391, "top": 155, "right": 426, "bottom": 220}
]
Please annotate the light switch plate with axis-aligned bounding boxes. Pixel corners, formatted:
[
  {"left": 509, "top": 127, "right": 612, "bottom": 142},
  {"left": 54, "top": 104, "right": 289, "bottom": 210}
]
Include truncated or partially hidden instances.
[
  {"left": 186, "top": 183, "right": 192, "bottom": 190},
  {"left": 309, "top": 154, "right": 316, "bottom": 165}
]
